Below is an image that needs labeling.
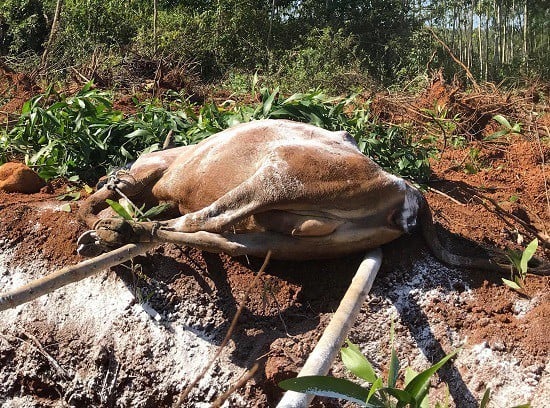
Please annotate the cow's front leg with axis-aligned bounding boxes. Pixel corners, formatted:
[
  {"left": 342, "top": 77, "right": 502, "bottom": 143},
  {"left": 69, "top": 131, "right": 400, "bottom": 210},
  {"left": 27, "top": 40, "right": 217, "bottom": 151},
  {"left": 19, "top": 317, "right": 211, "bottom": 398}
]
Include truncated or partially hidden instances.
[
  {"left": 93, "top": 218, "right": 170, "bottom": 246},
  {"left": 77, "top": 218, "right": 171, "bottom": 257}
]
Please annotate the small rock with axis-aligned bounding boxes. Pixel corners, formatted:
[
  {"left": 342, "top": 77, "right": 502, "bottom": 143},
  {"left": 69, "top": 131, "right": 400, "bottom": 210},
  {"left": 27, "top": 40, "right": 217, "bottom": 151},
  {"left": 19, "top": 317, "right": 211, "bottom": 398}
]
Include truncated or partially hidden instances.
[{"left": 491, "top": 341, "right": 506, "bottom": 351}]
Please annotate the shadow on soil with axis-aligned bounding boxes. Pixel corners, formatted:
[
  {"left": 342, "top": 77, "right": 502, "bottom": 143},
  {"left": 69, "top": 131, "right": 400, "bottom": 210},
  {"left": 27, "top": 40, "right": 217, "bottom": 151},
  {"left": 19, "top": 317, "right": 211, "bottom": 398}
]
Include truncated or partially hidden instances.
[{"left": 107, "top": 218, "right": 508, "bottom": 406}]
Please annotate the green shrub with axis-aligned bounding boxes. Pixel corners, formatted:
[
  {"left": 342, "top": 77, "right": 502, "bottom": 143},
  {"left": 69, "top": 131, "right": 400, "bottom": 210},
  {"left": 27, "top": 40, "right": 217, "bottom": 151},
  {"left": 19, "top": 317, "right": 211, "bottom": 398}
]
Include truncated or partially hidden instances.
[
  {"left": 280, "top": 339, "right": 458, "bottom": 407},
  {"left": 0, "top": 0, "right": 48, "bottom": 54},
  {"left": 1, "top": 84, "right": 435, "bottom": 183},
  {"left": 0, "top": 84, "right": 156, "bottom": 180},
  {"left": 271, "top": 28, "right": 368, "bottom": 94}
]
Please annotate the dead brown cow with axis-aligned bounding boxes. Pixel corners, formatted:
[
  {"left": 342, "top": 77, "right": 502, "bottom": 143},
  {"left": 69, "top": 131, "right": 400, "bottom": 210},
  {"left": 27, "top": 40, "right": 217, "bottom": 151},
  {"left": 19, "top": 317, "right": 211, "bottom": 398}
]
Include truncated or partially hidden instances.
[{"left": 77, "top": 119, "right": 547, "bottom": 274}]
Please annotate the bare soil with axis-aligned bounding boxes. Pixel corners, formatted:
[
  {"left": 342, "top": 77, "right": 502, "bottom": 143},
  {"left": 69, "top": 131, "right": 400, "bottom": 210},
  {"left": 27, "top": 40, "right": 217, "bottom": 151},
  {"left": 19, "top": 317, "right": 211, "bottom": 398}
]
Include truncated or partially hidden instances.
[{"left": 0, "top": 75, "right": 549, "bottom": 407}]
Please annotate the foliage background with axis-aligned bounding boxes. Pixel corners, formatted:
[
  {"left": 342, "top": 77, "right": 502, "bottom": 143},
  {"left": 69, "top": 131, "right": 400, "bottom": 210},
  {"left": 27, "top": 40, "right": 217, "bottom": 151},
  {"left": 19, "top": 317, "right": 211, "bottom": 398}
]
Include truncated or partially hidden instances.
[{"left": 1, "top": 0, "right": 548, "bottom": 92}]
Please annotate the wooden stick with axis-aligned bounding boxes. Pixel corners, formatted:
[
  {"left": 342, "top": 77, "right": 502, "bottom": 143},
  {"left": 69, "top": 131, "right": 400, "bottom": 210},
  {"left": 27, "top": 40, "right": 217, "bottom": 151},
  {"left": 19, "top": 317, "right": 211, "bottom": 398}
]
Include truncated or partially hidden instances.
[
  {"left": 174, "top": 251, "right": 272, "bottom": 407},
  {"left": 427, "top": 186, "right": 465, "bottom": 206},
  {"left": 0, "top": 242, "right": 156, "bottom": 311},
  {"left": 276, "top": 249, "right": 382, "bottom": 408},
  {"left": 211, "top": 363, "right": 260, "bottom": 408}
]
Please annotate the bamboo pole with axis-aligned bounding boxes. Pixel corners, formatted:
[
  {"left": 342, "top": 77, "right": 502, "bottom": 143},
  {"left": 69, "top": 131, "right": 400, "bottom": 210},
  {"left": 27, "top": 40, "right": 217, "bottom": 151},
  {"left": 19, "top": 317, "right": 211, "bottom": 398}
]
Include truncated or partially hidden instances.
[{"left": 276, "top": 249, "right": 382, "bottom": 408}]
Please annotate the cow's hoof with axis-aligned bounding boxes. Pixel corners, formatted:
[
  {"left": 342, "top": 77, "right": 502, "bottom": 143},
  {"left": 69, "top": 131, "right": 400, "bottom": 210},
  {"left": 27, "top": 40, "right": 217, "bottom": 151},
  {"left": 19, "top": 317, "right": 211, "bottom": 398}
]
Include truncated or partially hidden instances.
[
  {"left": 94, "top": 218, "right": 136, "bottom": 245},
  {"left": 77, "top": 230, "right": 107, "bottom": 257}
]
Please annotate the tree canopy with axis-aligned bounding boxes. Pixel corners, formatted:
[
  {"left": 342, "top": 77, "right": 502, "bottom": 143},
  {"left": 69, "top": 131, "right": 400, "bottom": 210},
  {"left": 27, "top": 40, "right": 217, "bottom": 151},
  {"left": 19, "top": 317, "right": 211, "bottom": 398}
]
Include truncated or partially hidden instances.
[{"left": 0, "top": 0, "right": 548, "bottom": 89}]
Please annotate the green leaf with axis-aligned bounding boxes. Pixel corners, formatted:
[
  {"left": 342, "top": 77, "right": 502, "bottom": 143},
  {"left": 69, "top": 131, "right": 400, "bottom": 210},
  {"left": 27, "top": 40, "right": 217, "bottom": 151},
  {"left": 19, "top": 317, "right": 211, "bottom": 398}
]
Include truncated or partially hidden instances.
[
  {"left": 106, "top": 199, "right": 133, "bottom": 220},
  {"left": 502, "top": 278, "right": 523, "bottom": 290},
  {"left": 341, "top": 340, "right": 378, "bottom": 383},
  {"left": 262, "top": 87, "right": 279, "bottom": 117},
  {"left": 125, "top": 128, "right": 153, "bottom": 139},
  {"left": 493, "top": 114, "right": 511, "bottom": 129},
  {"left": 479, "top": 388, "right": 491, "bottom": 408},
  {"left": 140, "top": 203, "right": 172, "bottom": 220},
  {"left": 387, "top": 348, "right": 400, "bottom": 388},
  {"left": 404, "top": 367, "right": 418, "bottom": 387},
  {"left": 404, "top": 350, "right": 458, "bottom": 403},
  {"left": 252, "top": 71, "right": 259, "bottom": 96},
  {"left": 60, "top": 203, "right": 72, "bottom": 213},
  {"left": 520, "top": 238, "right": 538, "bottom": 274},
  {"left": 278, "top": 376, "right": 371, "bottom": 406},
  {"left": 506, "top": 249, "right": 522, "bottom": 272},
  {"left": 511, "top": 123, "right": 522, "bottom": 133},
  {"left": 464, "top": 163, "right": 478, "bottom": 174},
  {"left": 510, "top": 404, "right": 531, "bottom": 408},
  {"left": 404, "top": 368, "right": 429, "bottom": 408},
  {"left": 120, "top": 145, "right": 134, "bottom": 160},
  {"left": 81, "top": 81, "right": 93, "bottom": 92},
  {"left": 386, "top": 319, "right": 399, "bottom": 388},
  {"left": 380, "top": 387, "right": 411, "bottom": 404},
  {"left": 56, "top": 191, "right": 81, "bottom": 201},
  {"left": 367, "top": 377, "right": 383, "bottom": 403},
  {"left": 484, "top": 129, "right": 509, "bottom": 141}
]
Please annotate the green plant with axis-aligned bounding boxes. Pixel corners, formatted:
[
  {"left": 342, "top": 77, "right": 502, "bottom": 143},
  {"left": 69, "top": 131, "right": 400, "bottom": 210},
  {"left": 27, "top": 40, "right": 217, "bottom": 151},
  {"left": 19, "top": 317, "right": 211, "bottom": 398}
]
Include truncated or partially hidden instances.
[
  {"left": 421, "top": 103, "right": 460, "bottom": 145},
  {"left": 279, "top": 338, "right": 457, "bottom": 407},
  {"left": 464, "top": 147, "right": 482, "bottom": 174},
  {"left": 1, "top": 83, "right": 436, "bottom": 183},
  {"left": 502, "top": 238, "right": 538, "bottom": 291},
  {"left": 485, "top": 115, "right": 522, "bottom": 141},
  {"left": 0, "top": 82, "right": 193, "bottom": 181},
  {"left": 1, "top": 83, "right": 132, "bottom": 180},
  {"left": 0, "top": 0, "right": 47, "bottom": 54},
  {"left": 106, "top": 199, "right": 171, "bottom": 222}
]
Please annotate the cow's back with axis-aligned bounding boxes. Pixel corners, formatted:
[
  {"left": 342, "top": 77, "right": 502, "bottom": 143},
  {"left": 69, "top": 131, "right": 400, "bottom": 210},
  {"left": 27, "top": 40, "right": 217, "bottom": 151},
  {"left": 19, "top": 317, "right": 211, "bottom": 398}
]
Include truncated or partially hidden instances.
[{"left": 151, "top": 120, "right": 369, "bottom": 212}]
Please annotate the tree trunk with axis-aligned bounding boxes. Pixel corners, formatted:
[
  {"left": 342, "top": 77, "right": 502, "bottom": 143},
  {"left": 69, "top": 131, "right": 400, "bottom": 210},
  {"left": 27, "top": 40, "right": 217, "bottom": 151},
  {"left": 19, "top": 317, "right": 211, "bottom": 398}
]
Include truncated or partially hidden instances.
[
  {"left": 468, "top": 0, "right": 474, "bottom": 69},
  {"left": 41, "top": 0, "right": 63, "bottom": 70},
  {"left": 511, "top": 0, "right": 515, "bottom": 62},
  {"left": 502, "top": 4, "right": 510, "bottom": 64},
  {"left": 478, "top": 1, "right": 483, "bottom": 79},
  {"left": 493, "top": 0, "right": 500, "bottom": 69},
  {"left": 153, "top": 0, "right": 158, "bottom": 56},
  {"left": 485, "top": 9, "right": 490, "bottom": 80},
  {"left": 523, "top": 0, "right": 529, "bottom": 71}
]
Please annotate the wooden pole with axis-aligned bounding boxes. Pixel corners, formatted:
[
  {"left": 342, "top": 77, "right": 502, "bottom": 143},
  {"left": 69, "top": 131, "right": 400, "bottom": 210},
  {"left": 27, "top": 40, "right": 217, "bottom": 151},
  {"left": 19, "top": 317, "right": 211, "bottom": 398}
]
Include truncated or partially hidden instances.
[
  {"left": 276, "top": 249, "right": 382, "bottom": 408},
  {"left": 0, "top": 243, "right": 156, "bottom": 311}
]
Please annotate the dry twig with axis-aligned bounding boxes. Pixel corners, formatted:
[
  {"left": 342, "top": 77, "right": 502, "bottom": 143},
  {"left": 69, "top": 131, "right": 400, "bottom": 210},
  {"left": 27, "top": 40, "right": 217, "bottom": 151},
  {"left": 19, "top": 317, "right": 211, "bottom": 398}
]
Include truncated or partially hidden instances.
[
  {"left": 427, "top": 186, "right": 466, "bottom": 206},
  {"left": 426, "top": 26, "right": 479, "bottom": 90},
  {"left": 211, "top": 363, "right": 259, "bottom": 408},
  {"left": 174, "top": 251, "right": 272, "bottom": 407}
]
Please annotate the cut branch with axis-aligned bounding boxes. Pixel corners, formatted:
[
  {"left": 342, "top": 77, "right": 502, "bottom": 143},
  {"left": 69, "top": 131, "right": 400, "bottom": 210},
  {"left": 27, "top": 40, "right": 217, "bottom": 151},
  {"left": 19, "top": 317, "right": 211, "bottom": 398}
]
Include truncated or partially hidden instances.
[{"left": 426, "top": 26, "right": 479, "bottom": 90}]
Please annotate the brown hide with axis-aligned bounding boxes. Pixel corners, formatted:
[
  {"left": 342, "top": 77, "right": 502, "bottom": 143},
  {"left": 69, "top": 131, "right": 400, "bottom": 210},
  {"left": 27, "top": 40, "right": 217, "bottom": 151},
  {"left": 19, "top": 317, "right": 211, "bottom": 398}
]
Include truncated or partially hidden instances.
[
  {"left": 78, "top": 119, "right": 548, "bottom": 273},
  {"left": 78, "top": 120, "right": 410, "bottom": 259}
]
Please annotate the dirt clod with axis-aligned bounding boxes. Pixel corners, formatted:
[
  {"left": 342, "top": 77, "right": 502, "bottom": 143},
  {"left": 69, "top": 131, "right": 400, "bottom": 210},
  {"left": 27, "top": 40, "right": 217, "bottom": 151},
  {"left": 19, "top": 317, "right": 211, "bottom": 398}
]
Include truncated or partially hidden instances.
[{"left": 0, "top": 162, "right": 46, "bottom": 194}]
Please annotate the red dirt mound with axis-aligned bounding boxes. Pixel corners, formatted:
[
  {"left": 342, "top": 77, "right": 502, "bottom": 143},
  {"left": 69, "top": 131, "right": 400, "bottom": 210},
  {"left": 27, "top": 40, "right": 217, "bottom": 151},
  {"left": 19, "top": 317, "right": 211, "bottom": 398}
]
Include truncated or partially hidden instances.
[{"left": 0, "top": 162, "right": 46, "bottom": 194}]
